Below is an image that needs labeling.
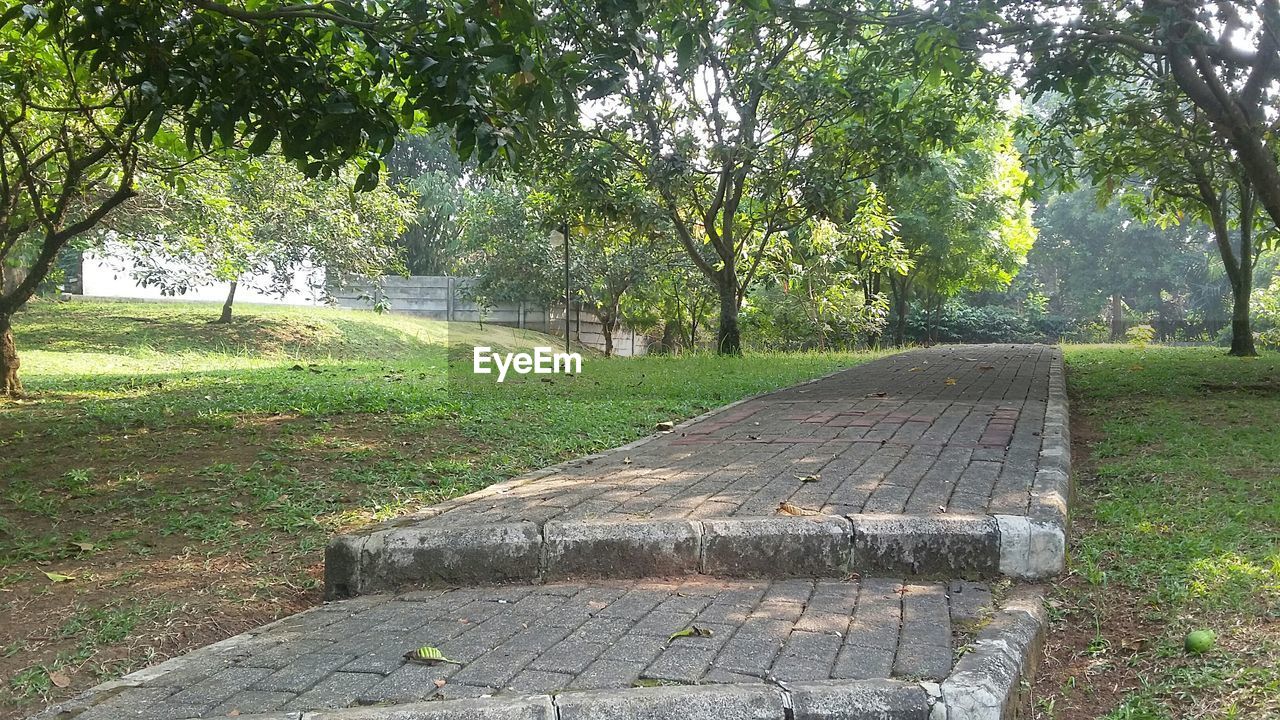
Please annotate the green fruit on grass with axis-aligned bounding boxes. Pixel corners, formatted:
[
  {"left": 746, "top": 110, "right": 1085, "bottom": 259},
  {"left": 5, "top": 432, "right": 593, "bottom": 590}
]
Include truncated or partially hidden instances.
[{"left": 1184, "top": 630, "right": 1215, "bottom": 654}]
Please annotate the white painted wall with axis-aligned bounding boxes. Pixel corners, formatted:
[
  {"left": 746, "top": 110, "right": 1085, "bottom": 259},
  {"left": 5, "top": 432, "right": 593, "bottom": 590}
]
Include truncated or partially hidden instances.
[{"left": 81, "top": 251, "right": 327, "bottom": 306}]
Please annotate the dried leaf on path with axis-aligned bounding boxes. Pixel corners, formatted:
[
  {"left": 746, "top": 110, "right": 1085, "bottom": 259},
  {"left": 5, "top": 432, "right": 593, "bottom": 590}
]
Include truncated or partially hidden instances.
[{"left": 669, "top": 626, "right": 714, "bottom": 642}]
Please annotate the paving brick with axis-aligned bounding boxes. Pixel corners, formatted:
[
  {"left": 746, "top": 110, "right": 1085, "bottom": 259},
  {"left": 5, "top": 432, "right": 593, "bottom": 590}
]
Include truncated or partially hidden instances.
[
  {"left": 166, "top": 666, "right": 273, "bottom": 706},
  {"left": 556, "top": 659, "right": 642, "bottom": 690},
  {"left": 208, "top": 690, "right": 294, "bottom": 716},
  {"left": 598, "top": 633, "right": 668, "bottom": 664},
  {"left": 527, "top": 639, "right": 608, "bottom": 674},
  {"left": 642, "top": 645, "right": 715, "bottom": 684},
  {"left": 712, "top": 617, "right": 791, "bottom": 676},
  {"left": 356, "top": 662, "right": 457, "bottom": 705},
  {"left": 253, "top": 653, "right": 353, "bottom": 693},
  {"left": 771, "top": 630, "right": 842, "bottom": 681},
  {"left": 282, "top": 671, "right": 381, "bottom": 711}
]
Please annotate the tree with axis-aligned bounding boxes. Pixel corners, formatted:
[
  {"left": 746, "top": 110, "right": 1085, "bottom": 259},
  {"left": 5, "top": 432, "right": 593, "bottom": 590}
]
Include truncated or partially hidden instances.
[
  {"left": 951, "top": 0, "right": 1280, "bottom": 230},
  {"left": 0, "top": 0, "right": 557, "bottom": 395},
  {"left": 104, "top": 152, "right": 414, "bottom": 322},
  {"left": 519, "top": 138, "right": 669, "bottom": 357},
  {"left": 547, "top": 1, "right": 1005, "bottom": 353},
  {"left": 1033, "top": 68, "right": 1274, "bottom": 355},
  {"left": 455, "top": 182, "right": 560, "bottom": 312},
  {"left": 749, "top": 187, "right": 907, "bottom": 350},
  {"left": 561, "top": 220, "right": 656, "bottom": 357},
  {"left": 1027, "top": 189, "right": 1214, "bottom": 342},
  {"left": 384, "top": 130, "right": 467, "bottom": 276},
  {"left": 882, "top": 120, "right": 1036, "bottom": 345}
]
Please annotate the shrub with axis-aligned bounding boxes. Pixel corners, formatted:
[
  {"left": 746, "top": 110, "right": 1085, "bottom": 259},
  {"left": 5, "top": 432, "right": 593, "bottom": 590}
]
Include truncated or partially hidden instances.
[{"left": 905, "top": 302, "right": 1036, "bottom": 344}]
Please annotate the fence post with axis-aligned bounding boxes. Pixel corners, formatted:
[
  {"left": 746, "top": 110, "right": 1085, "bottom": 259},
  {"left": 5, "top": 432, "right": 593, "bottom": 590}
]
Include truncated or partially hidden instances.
[{"left": 445, "top": 277, "right": 454, "bottom": 322}]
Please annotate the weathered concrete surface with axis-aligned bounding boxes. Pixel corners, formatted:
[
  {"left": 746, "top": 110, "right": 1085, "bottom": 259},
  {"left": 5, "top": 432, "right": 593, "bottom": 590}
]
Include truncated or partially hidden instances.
[
  {"left": 555, "top": 684, "right": 784, "bottom": 720},
  {"left": 699, "top": 516, "right": 853, "bottom": 577},
  {"left": 788, "top": 679, "right": 931, "bottom": 720},
  {"left": 850, "top": 514, "right": 1001, "bottom": 577},
  {"left": 941, "top": 588, "right": 1047, "bottom": 720},
  {"left": 541, "top": 519, "right": 702, "bottom": 580}
]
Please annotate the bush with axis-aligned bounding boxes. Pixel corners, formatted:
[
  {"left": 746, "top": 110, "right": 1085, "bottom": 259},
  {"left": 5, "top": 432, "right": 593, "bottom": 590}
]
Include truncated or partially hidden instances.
[{"left": 905, "top": 302, "right": 1037, "bottom": 344}]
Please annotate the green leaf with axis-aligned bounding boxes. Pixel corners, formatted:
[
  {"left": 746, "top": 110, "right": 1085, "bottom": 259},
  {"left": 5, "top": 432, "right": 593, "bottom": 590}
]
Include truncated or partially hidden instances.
[
  {"left": 483, "top": 54, "right": 518, "bottom": 76},
  {"left": 43, "top": 571, "right": 75, "bottom": 583},
  {"left": 246, "top": 127, "right": 277, "bottom": 155},
  {"left": 0, "top": 4, "right": 26, "bottom": 30},
  {"left": 404, "top": 646, "right": 455, "bottom": 664}
]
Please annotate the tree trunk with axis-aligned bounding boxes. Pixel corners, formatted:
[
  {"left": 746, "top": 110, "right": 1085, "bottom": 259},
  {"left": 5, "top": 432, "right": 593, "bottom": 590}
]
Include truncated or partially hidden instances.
[
  {"left": 217, "top": 281, "right": 238, "bottom": 324},
  {"left": 1109, "top": 293, "right": 1124, "bottom": 342},
  {"left": 1228, "top": 278, "right": 1256, "bottom": 356},
  {"left": 890, "top": 275, "right": 909, "bottom": 347},
  {"left": 659, "top": 320, "right": 680, "bottom": 355},
  {"left": 0, "top": 312, "right": 21, "bottom": 398},
  {"left": 1200, "top": 182, "right": 1259, "bottom": 357},
  {"left": 1226, "top": 189, "right": 1257, "bottom": 357},
  {"left": 716, "top": 280, "right": 741, "bottom": 355},
  {"left": 601, "top": 316, "right": 615, "bottom": 358}
]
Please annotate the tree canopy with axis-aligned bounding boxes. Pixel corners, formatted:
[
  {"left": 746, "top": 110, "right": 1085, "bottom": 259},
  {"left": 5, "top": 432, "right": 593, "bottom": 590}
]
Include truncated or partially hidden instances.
[
  {"left": 539, "top": 0, "right": 1009, "bottom": 353},
  {"left": 0, "top": 0, "right": 562, "bottom": 394}
]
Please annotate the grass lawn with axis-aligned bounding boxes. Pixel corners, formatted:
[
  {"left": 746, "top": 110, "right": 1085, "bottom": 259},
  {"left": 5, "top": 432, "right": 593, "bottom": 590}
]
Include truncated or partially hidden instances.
[
  {"left": 1035, "top": 346, "right": 1280, "bottom": 720},
  {"left": 0, "top": 298, "right": 878, "bottom": 719}
]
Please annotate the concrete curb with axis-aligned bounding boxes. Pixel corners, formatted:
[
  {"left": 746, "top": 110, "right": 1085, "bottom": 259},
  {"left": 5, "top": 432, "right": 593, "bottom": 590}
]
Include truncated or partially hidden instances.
[
  {"left": 325, "top": 510, "right": 1063, "bottom": 597},
  {"left": 939, "top": 588, "right": 1047, "bottom": 720},
  {"left": 31, "top": 593, "right": 1047, "bottom": 720},
  {"left": 1030, "top": 349, "right": 1072, "bottom": 528}
]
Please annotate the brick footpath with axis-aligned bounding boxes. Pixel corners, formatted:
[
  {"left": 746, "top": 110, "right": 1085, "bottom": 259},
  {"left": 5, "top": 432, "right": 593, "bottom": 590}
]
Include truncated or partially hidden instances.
[
  {"left": 33, "top": 345, "right": 1065, "bottom": 720},
  {"left": 413, "top": 344, "right": 1054, "bottom": 526},
  {"left": 49, "top": 578, "right": 997, "bottom": 719}
]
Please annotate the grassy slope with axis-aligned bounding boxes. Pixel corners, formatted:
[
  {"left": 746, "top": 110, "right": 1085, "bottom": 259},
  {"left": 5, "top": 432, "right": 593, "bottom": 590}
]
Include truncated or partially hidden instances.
[
  {"left": 0, "top": 298, "right": 878, "bottom": 717},
  {"left": 1037, "top": 346, "right": 1280, "bottom": 720}
]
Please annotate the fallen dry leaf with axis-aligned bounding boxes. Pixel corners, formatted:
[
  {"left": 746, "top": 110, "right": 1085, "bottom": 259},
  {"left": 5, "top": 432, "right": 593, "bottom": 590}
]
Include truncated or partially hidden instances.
[
  {"left": 944, "top": 378, "right": 957, "bottom": 386},
  {"left": 48, "top": 671, "right": 71, "bottom": 688},
  {"left": 778, "top": 502, "right": 820, "bottom": 516},
  {"left": 669, "top": 626, "right": 714, "bottom": 642}
]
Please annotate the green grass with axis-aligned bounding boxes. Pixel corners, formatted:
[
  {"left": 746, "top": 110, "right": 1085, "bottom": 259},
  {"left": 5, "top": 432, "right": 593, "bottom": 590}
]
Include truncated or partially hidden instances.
[
  {"left": 1046, "top": 345, "right": 1280, "bottom": 720},
  {"left": 0, "top": 297, "right": 882, "bottom": 716}
]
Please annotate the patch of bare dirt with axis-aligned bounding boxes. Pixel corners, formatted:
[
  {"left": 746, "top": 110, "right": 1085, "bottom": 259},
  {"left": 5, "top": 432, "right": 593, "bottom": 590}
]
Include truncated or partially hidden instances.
[
  {"left": 1029, "top": 410, "right": 1157, "bottom": 719},
  {"left": 0, "top": 411, "right": 479, "bottom": 719}
]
